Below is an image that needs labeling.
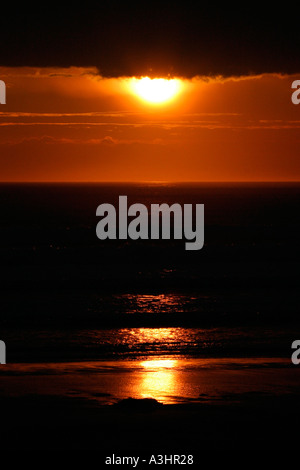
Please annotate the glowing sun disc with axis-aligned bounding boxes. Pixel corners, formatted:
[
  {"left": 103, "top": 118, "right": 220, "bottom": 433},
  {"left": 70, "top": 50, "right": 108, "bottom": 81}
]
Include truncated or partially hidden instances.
[{"left": 130, "top": 77, "right": 181, "bottom": 104}]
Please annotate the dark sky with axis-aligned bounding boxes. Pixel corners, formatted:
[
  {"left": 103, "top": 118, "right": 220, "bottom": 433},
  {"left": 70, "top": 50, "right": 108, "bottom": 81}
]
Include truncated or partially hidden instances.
[{"left": 1, "top": 3, "right": 300, "bottom": 77}]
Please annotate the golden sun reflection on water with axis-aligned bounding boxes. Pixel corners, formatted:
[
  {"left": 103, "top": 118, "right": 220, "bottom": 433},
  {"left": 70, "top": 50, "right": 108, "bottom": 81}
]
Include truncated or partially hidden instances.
[
  {"left": 138, "top": 358, "right": 179, "bottom": 403},
  {"left": 124, "top": 293, "right": 191, "bottom": 314},
  {"left": 130, "top": 328, "right": 182, "bottom": 343},
  {"left": 140, "top": 359, "right": 177, "bottom": 369}
]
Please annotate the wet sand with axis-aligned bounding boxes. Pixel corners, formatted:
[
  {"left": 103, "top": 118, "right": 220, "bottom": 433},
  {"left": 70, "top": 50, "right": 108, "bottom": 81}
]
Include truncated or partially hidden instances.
[
  {"left": 1, "top": 393, "right": 300, "bottom": 452},
  {"left": 0, "top": 357, "right": 297, "bottom": 404},
  {"left": 1, "top": 357, "right": 299, "bottom": 452}
]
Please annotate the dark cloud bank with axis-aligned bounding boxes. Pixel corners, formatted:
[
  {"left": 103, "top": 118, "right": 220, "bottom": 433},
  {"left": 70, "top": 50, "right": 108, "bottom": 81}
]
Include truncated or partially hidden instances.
[{"left": 1, "top": 3, "right": 300, "bottom": 78}]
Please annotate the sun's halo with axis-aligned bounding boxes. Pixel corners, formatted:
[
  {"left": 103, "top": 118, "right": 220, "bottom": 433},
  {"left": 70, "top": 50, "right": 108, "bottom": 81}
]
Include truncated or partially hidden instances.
[{"left": 130, "top": 77, "right": 181, "bottom": 104}]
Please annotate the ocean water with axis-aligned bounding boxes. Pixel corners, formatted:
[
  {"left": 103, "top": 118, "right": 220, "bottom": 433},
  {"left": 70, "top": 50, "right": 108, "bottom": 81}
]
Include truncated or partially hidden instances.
[{"left": 0, "top": 183, "right": 299, "bottom": 404}]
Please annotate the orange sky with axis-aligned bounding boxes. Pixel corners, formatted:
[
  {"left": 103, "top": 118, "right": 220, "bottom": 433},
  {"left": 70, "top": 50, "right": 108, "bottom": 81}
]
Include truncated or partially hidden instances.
[{"left": 0, "top": 67, "right": 299, "bottom": 181}]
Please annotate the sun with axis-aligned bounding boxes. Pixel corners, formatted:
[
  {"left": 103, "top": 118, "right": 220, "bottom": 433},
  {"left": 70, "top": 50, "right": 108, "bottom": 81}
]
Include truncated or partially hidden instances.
[{"left": 130, "top": 77, "right": 181, "bottom": 104}]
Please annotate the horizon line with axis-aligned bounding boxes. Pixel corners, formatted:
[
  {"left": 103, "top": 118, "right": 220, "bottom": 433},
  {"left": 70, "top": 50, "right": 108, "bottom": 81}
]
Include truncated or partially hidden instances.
[{"left": 0, "top": 180, "right": 299, "bottom": 184}]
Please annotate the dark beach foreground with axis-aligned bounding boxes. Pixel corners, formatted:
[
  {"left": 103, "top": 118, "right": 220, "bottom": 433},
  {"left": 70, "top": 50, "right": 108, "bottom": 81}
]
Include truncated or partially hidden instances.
[
  {"left": 1, "top": 393, "right": 300, "bottom": 452},
  {"left": 1, "top": 356, "right": 299, "bottom": 451}
]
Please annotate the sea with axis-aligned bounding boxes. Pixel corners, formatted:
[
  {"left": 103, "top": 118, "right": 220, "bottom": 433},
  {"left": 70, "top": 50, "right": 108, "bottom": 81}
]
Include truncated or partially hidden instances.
[{"left": 0, "top": 182, "right": 299, "bottom": 405}]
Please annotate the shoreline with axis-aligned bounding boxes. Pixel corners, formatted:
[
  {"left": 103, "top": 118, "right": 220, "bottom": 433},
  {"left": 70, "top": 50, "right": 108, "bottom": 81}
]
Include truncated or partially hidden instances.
[{"left": 0, "top": 356, "right": 295, "bottom": 406}]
